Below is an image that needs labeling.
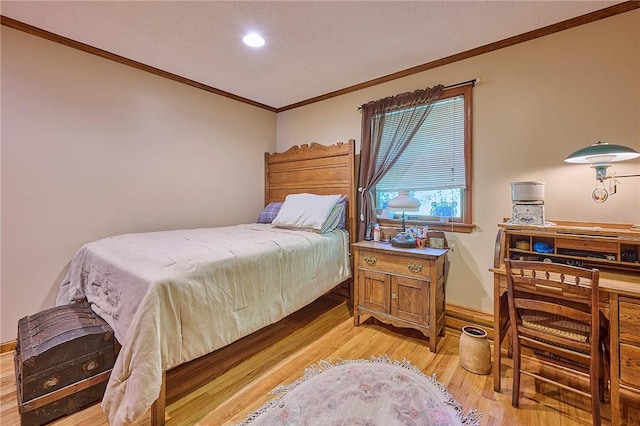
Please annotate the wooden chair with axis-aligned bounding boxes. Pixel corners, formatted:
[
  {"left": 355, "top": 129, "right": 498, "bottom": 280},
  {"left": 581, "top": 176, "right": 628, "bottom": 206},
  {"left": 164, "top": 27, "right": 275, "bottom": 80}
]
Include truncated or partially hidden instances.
[{"left": 504, "top": 259, "right": 608, "bottom": 426}]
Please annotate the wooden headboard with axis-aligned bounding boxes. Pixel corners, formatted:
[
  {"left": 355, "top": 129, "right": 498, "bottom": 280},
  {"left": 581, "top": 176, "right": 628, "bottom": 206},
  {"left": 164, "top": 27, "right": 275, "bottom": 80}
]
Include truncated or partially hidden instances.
[{"left": 264, "top": 139, "right": 357, "bottom": 247}]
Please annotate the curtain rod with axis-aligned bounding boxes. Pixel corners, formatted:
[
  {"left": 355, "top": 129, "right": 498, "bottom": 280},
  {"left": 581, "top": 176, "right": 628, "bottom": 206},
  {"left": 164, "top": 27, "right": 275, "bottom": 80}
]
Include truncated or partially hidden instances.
[
  {"left": 357, "top": 77, "right": 480, "bottom": 111},
  {"left": 445, "top": 77, "right": 479, "bottom": 89}
]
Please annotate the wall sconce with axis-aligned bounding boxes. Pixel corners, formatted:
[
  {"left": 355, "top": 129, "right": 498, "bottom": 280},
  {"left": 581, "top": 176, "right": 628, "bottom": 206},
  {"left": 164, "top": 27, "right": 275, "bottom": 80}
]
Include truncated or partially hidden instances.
[{"left": 565, "top": 141, "right": 640, "bottom": 202}]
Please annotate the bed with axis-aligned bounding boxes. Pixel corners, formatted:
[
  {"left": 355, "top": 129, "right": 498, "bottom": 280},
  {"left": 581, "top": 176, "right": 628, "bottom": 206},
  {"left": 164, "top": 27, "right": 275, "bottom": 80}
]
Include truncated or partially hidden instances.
[{"left": 55, "top": 140, "right": 357, "bottom": 426}]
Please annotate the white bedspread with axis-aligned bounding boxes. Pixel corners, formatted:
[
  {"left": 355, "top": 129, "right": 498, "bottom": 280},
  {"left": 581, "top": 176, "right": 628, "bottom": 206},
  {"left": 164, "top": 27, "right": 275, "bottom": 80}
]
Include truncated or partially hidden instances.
[{"left": 56, "top": 224, "right": 351, "bottom": 425}]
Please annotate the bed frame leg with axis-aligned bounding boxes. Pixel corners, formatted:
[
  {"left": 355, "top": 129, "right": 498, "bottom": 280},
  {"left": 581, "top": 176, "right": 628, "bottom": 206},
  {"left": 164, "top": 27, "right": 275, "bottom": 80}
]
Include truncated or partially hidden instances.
[{"left": 151, "top": 371, "right": 166, "bottom": 426}]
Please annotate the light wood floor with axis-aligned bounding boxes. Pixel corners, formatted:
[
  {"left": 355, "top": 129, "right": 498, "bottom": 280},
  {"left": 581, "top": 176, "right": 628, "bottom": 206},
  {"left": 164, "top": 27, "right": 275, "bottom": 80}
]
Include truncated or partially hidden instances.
[{"left": 1, "top": 296, "right": 612, "bottom": 425}]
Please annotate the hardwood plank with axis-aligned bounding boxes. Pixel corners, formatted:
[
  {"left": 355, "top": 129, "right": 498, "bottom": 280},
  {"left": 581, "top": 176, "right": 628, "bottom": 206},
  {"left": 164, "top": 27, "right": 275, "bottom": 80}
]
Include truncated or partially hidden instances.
[{"left": 0, "top": 295, "right": 617, "bottom": 425}]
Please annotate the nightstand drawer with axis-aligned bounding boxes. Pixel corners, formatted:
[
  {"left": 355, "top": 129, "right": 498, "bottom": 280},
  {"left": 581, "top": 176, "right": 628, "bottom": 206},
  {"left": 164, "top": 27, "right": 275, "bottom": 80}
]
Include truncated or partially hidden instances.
[{"left": 358, "top": 250, "right": 430, "bottom": 281}]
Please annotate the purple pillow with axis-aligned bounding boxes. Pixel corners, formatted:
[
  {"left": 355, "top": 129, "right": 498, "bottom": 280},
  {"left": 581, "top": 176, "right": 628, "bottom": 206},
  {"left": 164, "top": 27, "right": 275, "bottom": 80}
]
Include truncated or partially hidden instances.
[{"left": 257, "top": 202, "right": 283, "bottom": 224}]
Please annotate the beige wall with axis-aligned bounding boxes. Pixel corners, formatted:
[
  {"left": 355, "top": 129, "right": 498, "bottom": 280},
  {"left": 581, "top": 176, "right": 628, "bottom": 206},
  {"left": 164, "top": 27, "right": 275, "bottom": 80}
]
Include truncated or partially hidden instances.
[
  {"left": 1, "top": 11, "right": 638, "bottom": 344},
  {"left": 277, "top": 11, "right": 640, "bottom": 314},
  {"left": 1, "top": 27, "right": 277, "bottom": 342}
]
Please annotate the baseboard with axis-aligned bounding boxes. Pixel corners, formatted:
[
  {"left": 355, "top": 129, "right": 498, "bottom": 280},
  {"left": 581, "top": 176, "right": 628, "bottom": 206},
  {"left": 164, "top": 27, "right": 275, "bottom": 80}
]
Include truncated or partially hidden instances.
[
  {"left": 445, "top": 303, "right": 494, "bottom": 340},
  {"left": 1, "top": 340, "right": 17, "bottom": 354},
  {"left": 0, "top": 301, "right": 490, "bottom": 355}
]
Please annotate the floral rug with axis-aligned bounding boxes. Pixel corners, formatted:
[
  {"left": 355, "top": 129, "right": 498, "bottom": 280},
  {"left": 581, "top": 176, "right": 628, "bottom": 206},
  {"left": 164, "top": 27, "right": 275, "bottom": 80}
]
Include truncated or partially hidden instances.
[{"left": 237, "top": 355, "right": 481, "bottom": 426}]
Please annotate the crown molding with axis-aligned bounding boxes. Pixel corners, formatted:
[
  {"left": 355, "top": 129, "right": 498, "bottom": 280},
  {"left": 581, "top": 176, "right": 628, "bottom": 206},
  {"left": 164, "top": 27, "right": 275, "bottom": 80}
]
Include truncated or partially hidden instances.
[{"left": 2, "top": 1, "right": 638, "bottom": 113}]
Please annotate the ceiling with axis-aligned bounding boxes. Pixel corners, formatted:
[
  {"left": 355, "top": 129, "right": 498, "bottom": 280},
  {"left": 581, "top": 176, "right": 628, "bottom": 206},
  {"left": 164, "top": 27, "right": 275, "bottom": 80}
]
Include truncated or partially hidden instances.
[{"left": 0, "top": 1, "right": 627, "bottom": 110}]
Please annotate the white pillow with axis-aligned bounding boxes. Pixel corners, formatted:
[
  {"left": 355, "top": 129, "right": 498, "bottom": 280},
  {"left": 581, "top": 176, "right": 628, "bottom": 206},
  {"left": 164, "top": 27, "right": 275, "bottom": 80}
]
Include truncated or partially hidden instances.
[{"left": 272, "top": 193, "right": 342, "bottom": 232}]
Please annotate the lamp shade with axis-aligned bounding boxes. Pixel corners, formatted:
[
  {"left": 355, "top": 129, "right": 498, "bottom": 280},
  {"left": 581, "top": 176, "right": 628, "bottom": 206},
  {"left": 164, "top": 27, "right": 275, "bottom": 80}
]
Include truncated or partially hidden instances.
[
  {"left": 387, "top": 190, "right": 420, "bottom": 212},
  {"left": 565, "top": 141, "right": 640, "bottom": 164},
  {"left": 388, "top": 190, "right": 420, "bottom": 247}
]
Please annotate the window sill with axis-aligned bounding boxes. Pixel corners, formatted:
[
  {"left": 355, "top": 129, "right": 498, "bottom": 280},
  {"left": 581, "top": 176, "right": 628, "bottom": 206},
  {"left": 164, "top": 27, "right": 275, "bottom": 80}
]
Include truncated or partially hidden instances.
[{"left": 376, "top": 219, "right": 476, "bottom": 234}]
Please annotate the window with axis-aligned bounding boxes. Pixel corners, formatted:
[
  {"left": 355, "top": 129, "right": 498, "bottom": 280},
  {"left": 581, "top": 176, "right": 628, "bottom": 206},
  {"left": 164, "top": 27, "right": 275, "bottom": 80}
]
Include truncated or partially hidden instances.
[{"left": 374, "top": 85, "right": 473, "bottom": 231}]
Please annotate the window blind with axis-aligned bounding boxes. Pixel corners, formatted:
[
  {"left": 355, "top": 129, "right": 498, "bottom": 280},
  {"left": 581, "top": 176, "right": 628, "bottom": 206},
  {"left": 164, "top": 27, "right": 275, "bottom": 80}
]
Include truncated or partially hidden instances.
[{"left": 376, "top": 95, "right": 466, "bottom": 192}]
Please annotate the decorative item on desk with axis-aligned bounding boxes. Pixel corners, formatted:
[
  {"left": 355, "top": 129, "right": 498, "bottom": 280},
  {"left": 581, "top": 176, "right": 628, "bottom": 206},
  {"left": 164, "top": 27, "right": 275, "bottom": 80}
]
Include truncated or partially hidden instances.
[
  {"left": 425, "top": 231, "right": 448, "bottom": 249},
  {"left": 365, "top": 222, "right": 374, "bottom": 241},
  {"left": 510, "top": 181, "right": 545, "bottom": 225},
  {"left": 516, "top": 255, "right": 540, "bottom": 261},
  {"left": 511, "top": 204, "right": 544, "bottom": 225},
  {"left": 511, "top": 181, "right": 544, "bottom": 204},
  {"left": 381, "top": 231, "right": 391, "bottom": 244},
  {"left": 533, "top": 241, "right": 554, "bottom": 254},
  {"left": 622, "top": 249, "right": 638, "bottom": 263},
  {"left": 388, "top": 190, "right": 420, "bottom": 248},
  {"left": 406, "top": 227, "right": 421, "bottom": 238},
  {"left": 430, "top": 237, "right": 445, "bottom": 249}
]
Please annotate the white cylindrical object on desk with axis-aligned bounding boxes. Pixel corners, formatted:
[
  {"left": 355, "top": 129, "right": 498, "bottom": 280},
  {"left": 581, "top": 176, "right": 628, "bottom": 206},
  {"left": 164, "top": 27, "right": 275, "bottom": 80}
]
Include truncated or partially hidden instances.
[{"left": 511, "top": 181, "right": 545, "bottom": 203}]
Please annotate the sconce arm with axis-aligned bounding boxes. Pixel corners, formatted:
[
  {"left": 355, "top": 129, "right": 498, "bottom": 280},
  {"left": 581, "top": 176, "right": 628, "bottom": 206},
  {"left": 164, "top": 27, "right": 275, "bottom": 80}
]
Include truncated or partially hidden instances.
[{"left": 601, "top": 173, "right": 640, "bottom": 180}]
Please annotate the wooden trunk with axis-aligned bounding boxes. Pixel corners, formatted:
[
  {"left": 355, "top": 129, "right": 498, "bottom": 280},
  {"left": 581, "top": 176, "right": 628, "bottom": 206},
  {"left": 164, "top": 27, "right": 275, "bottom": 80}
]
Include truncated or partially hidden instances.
[{"left": 14, "top": 303, "right": 115, "bottom": 426}]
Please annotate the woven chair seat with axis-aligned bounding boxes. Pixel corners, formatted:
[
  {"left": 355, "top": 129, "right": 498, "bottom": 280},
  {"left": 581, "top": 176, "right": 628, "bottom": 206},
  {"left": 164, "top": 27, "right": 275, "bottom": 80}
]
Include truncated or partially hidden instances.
[{"left": 520, "top": 310, "right": 589, "bottom": 343}]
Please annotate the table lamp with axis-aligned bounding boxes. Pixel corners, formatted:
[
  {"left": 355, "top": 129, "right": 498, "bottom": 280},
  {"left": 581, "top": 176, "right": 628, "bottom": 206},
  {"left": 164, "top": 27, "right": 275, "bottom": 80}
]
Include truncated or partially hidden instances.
[{"left": 388, "top": 190, "right": 420, "bottom": 248}]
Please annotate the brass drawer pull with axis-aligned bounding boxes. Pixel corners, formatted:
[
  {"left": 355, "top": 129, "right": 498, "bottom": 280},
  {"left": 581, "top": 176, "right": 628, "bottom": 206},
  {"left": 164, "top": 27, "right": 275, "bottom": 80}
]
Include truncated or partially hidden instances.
[
  {"left": 364, "top": 255, "right": 377, "bottom": 266},
  {"left": 83, "top": 360, "right": 98, "bottom": 371},
  {"left": 408, "top": 263, "right": 423, "bottom": 273},
  {"left": 391, "top": 293, "right": 398, "bottom": 300},
  {"left": 43, "top": 376, "right": 60, "bottom": 389}
]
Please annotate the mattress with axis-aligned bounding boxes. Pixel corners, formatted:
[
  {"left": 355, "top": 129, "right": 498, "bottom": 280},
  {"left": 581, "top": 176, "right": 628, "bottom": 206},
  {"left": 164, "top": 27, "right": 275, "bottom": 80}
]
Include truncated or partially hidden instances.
[{"left": 56, "top": 223, "right": 351, "bottom": 425}]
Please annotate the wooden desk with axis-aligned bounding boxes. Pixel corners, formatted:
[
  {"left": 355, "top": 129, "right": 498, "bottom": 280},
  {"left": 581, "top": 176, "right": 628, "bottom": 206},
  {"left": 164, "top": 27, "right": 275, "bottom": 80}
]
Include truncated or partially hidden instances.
[{"left": 492, "top": 221, "right": 640, "bottom": 425}]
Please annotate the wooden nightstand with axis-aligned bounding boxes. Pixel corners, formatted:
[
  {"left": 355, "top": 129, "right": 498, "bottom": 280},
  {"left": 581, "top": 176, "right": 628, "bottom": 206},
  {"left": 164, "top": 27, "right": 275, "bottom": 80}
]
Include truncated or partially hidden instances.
[{"left": 352, "top": 240, "right": 448, "bottom": 352}]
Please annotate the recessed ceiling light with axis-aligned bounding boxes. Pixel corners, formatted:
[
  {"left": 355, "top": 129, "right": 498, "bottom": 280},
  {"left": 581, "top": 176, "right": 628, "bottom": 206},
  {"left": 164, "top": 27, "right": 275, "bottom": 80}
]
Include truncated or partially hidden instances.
[{"left": 243, "top": 33, "right": 265, "bottom": 48}]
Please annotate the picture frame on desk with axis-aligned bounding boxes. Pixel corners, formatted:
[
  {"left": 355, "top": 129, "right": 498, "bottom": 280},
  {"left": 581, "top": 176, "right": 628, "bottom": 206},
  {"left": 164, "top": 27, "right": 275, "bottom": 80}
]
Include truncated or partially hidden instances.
[
  {"left": 425, "top": 231, "right": 448, "bottom": 248},
  {"left": 429, "top": 237, "right": 445, "bottom": 249}
]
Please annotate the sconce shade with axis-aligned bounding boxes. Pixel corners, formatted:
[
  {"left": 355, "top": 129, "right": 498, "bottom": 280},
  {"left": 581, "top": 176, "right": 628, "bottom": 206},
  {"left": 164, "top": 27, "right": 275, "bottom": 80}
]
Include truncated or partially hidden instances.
[
  {"left": 565, "top": 141, "right": 640, "bottom": 164},
  {"left": 387, "top": 190, "right": 421, "bottom": 212}
]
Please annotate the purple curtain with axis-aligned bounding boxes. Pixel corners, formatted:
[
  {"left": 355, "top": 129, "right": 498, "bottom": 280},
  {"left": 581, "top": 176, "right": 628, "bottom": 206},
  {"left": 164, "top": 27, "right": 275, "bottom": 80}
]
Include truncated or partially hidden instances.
[{"left": 357, "top": 84, "right": 444, "bottom": 241}]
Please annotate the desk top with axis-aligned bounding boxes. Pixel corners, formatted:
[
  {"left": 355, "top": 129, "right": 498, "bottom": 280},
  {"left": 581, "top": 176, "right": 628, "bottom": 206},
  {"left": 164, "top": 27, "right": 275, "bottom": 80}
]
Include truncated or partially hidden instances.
[{"left": 491, "top": 267, "right": 640, "bottom": 297}]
